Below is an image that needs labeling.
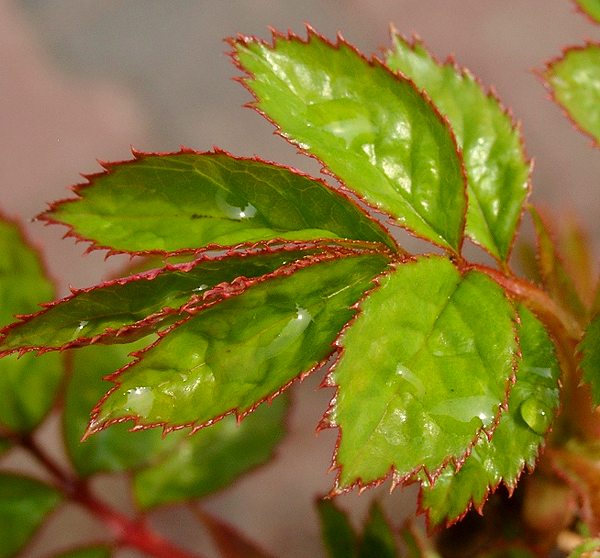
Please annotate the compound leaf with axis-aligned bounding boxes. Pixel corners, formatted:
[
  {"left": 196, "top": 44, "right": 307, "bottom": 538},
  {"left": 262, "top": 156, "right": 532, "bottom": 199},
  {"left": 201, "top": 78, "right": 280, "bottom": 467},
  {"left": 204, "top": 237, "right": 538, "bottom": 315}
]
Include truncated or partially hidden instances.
[
  {"left": 0, "top": 217, "right": 62, "bottom": 433},
  {"left": 0, "top": 248, "right": 318, "bottom": 354},
  {"left": 0, "top": 473, "right": 62, "bottom": 558},
  {"left": 88, "top": 252, "right": 389, "bottom": 433},
  {"left": 317, "top": 499, "right": 358, "bottom": 558},
  {"left": 580, "top": 312, "right": 600, "bottom": 405},
  {"left": 233, "top": 30, "right": 466, "bottom": 252},
  {"left": 574, "top": 0, "right": 600, "bottom": 24},
  {"left": 386, "top": 36, "right": 529, "bottom": 262},
  {"left": 419, "top": 305, "right": 560, "bottom": 527},
  {"left": 544, "top": 44, "right": 600, "bottom": 143},
  {"left": 329, "top": 256, "right": 517, "bottom": 489},
  {"left": 133, "top": 393, "right": 288, "bottom": 508},
  {"left": 43, "top": 151, "right": 394, "bottom": 254}
]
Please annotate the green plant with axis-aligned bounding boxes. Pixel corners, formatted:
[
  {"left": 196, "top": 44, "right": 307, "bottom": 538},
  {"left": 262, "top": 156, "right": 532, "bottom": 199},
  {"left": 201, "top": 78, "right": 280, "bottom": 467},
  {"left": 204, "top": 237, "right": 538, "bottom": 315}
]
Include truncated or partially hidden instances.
[{"left": 1, "top": 2, "right": 600, "bottom": 557}]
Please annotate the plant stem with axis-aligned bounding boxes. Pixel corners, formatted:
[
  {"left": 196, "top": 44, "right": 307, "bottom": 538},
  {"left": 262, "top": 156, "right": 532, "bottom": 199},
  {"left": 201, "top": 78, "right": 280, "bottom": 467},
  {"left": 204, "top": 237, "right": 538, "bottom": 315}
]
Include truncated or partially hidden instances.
[{"left": 20, "top": 433, "right": 206, "bottom": 558}]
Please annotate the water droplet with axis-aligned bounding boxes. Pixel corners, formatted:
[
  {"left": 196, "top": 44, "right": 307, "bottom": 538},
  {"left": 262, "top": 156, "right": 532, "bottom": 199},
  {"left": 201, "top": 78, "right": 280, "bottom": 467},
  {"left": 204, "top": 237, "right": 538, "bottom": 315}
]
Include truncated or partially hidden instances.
[
  {"left": 520, "top": 398, "right": 553, "bottom": 435},
  {"left": 124, "top": 386, "right": 154, "bottom": 418},
  {"left": 75, "top": 320, "right": 88, "bottom": 333}
]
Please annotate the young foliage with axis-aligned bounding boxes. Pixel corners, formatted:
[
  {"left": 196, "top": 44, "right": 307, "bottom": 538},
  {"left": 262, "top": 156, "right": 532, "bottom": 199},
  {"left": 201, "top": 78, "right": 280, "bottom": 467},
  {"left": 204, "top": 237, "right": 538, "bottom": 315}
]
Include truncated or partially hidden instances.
[{"left": 574, "top": 0, "right": 600, "bottom": 24}]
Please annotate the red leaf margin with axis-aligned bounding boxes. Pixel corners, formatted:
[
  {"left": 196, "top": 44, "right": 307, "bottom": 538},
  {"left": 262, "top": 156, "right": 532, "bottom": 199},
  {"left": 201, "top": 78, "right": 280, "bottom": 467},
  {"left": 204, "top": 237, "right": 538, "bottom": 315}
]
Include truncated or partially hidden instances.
[
  {"left": 317, "top": 254, "right": 521, "bottom": 503},
  {"left": 82, "top": 247, "right": 395, "bottom": 440},
  {"left": 537, "top": 42, "right": 600, "bottom": 149},
  {"left": 38, "top": 146, "right": 400, "bottom": 258},
  {"left": 384, "top": 30, "right": 532, "bottom": 267},
  {"left": 228, "top": 25, "right": 470, "bottom": 258}
]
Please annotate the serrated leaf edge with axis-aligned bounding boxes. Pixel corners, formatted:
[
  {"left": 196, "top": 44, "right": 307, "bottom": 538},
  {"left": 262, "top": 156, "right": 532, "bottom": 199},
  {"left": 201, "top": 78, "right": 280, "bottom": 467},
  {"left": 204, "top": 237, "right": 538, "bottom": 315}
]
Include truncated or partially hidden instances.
[
  {"left": 539, "top": 42, "right": 600, "bottom": 148},
  {"left": 571, "top": 0, "right": 600, "bottom": 26},
  {"left": 318, "top": 254, "right": 520, "bottom": 497},
  {"left": 83, "top": 248, "right": 394, "bottom": 439},
  {"left": 39, "top": 146, "right": 399, "bottom": 257},
  {"left": 229, "top": 25, "right": 469, "bottom": 255},
  {"left": 386, "top": 30, "right": 532, "bottom": 264}
]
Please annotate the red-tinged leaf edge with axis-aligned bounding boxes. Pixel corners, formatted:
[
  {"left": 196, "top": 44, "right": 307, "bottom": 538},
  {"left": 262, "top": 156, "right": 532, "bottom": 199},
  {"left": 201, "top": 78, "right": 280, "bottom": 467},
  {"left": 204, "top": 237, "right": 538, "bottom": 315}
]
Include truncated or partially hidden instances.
[
  {"left": 571, "top": 0, "right": 600, "bottom": 25},
  {"left": 192, "top": 506, "right": 275, "bottom": 558},
  {"left": 538, "top": 42, "right": 600, "bottom": 148},
  {"left": 228, "top": 25, "right": 469, "bottom": 256},
  {"left": 386, "top": 30, "right": 532, "bottom": 266},
  {"left": 38, "top": 146, "right": 400, "bottom": 257},
  {"left": 83, "top": 248, "right": 395, "bottom": 439},
  {"left": 0, "top": 241, "right": 379, "bottom": 356},
  {"left": 317, "top": 254, "right": 520, "bottom": 496}
]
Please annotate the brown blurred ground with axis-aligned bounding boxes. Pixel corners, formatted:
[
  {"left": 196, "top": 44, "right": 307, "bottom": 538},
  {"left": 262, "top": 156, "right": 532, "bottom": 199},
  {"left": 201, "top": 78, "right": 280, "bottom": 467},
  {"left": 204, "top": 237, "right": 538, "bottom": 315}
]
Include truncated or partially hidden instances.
[{"left": 1, "top": 1, "right": 599, "bottom": 556}]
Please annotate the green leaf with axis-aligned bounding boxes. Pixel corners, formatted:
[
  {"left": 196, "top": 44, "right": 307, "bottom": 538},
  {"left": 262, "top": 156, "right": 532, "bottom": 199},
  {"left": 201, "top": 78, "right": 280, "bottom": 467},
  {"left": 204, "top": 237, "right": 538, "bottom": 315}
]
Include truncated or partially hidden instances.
[
  {"left": 1, "top": 248, "right": 320, "bottom": 354},
  {"left": 64, "top": 341, "right": 167, "bottom": 477},
  {"left": 50, "top": 546, "right": 112, "bottom": 558},
  {"left": 329, "top": 255, "right": 517, "bottom": 489},
  {"left": 0, "top": 217, "right": 63, "bottom": 433},
  {"left": 580, "top": 312, "right": 600, "bottom": 406},
  {"left": 233, "top": 31, "right": 466, "bottom": 252},
  {"left": 0, "top": 437, "right": 10, "bottom": 455},
  {"left": 544, "top": 44, "right": 600, "bottom": 143},
  {"left": 44, "top": 151, "right": 394, "bottom": 253},
  {"left": 88, "top": 252, "right": 390, "bottom": 432},
  {"left": 317, "top": 499, "right": 358, "bottom": 558},
  {"left": 0, "top": 352, "right": 63, "bottom": 433},
  {"left": 419, "top": 305, "right": 561, "bottom": 527},
  {"left": 385, "top": 36, "right": 529, "bottom": 262},
  {"left": 0, "top": 473, "right": 62, "bottom": 558},
  {"left": 358, "top": 502, "right": 398, "bottom": 558},
  {"left": 133, "top": 393, "right": 288, "bottom": 508},
  {"left": 575, "top": 0, "right": 600, "bottom": 24}
]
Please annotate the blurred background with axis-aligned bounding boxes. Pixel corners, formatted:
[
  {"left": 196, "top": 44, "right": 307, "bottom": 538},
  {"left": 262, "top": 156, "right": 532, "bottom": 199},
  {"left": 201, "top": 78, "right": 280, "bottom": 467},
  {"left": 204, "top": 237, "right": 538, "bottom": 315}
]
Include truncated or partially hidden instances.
[{"left": 0, "top": 0, "right": 598, "bottom": 556}]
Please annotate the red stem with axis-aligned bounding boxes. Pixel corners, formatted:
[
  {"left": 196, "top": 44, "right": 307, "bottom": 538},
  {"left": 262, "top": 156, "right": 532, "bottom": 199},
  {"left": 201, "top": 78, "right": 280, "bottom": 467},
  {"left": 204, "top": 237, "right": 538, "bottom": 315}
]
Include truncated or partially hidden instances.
[{"left": 20, "top": 433, "right": 206, "bottom": 558}]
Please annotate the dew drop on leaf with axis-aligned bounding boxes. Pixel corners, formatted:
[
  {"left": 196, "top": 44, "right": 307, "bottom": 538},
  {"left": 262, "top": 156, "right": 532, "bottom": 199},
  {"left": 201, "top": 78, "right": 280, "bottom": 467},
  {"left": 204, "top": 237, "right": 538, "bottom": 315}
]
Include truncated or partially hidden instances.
[{"left": 519, "top": 398, "right": 552, "bottom": 435}]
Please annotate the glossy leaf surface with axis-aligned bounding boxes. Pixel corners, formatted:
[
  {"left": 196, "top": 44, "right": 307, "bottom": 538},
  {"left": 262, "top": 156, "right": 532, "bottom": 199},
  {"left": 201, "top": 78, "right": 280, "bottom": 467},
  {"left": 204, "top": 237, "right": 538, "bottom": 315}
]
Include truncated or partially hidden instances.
[
  {"left": 133, "top": 394, "right": 288, "bottom": 508},
  {"left": 545, "top": 44, "right": 600, "bottom": 143},
  {"left": 317, "top": 499, "right": 358, "bottom": 558},
  {"left": 234, "top": 31, "right": 466, "bottom": 252},
  {"left": 89, "top": 252, "right": 389, "bottom": 431},
  {"left": 0, "top": 473, "right": 62, "bottom": 558},
  {"left": 330, "top": 256, "right": 517, "bottom": 489},
  {"left": 575, "top": 0, "right": 600, "bottom": 24},
  {"left": 0, "top": 249, "right": 316, "bottom": 353},
  {"left": 580, "top": 312, "right": 600, "bottom": 406},
  {"left": 0, "top": 218, "right": 62, "bottom": 432},
  {"left": 44, "top": 151, "right": 394, "bottom": 253},
  {"left": 386, "top": 36, "right": 529, "bottom": 262},
  {"left": 51, "top": 547, "right": 111, "bottom": 558},
  {"left": 358, "top": 502, "right": 397, "bottom": 558},
  {"left": 419, "top": 306, "right": 560, "bottom": 527},
  {"left": 64, "top": 341, "right": 167, "bottom": 477}
]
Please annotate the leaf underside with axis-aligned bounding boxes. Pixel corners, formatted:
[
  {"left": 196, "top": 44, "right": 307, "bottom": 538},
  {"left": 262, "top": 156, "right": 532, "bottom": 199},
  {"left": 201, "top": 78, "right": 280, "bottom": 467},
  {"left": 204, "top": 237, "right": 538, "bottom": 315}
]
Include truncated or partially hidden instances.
[
  {"left": 329, "top": 255, "right": 518, "bottom": 490},
  {"left": 43, "top": 151, "right": 394, "bottom": 254},
  {"left": 0, "top": 248, "right": 323, "bottom": 354},
  {"left": 580, "top": 312, "right": 600, "bottom": 406},
  {"left": 88, "top": 252, "right": 389, "bottom": 432},
  {"left": 233, "top": 30, "right": 466, "bottom": 252},
  {"left": 0, "top": 473, "right": 62, "bottom": 558},
  {"left": 419, "top": 305, "right": 561, "bottom": 528},
  {"left": 385, "top": 35, "right": 529, "bottom": 262},
  {"left": 545, "top": 44, "right": 600, "bottom": 143}
]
